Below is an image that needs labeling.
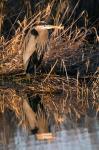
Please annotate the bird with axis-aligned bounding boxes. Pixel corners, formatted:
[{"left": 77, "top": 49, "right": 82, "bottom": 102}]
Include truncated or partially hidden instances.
[{"left": 23, "top": 25, "right": 49, "bottom": 74}]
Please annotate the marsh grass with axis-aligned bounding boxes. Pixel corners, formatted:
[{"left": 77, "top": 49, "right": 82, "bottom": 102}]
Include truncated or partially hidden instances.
[
  {"left": 0, "top": 0, "right": 99, "bottom": 131},
  {"left": 0, "top": 0, "right": 5, "bottom": 34}
]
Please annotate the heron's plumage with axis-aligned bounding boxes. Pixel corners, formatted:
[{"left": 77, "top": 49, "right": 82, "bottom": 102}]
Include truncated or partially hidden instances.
[{"left": 23, "top": 26, "right": 48, "bottom": 74}]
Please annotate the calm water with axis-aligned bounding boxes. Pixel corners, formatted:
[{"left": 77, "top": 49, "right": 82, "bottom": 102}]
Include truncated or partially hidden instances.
[{"left": 0, "top": 113, "right": 99, "bottom": 150}]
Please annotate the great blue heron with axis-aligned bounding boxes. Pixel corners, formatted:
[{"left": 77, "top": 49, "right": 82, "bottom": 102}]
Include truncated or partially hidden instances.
[
  {"left": 23, "top": 25, "right": 49, "bottom": 74},
  {"left": 23, "top": 25, "right": 63, "bottom": 74}
]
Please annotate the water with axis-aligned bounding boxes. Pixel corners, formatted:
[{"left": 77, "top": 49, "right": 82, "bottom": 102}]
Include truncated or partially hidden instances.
[
  {"left": 0, "top": 75, "right": 99, "bottom": 150},
  {"left": 0, "top": 113, "right": 99, "bottom": 150}
]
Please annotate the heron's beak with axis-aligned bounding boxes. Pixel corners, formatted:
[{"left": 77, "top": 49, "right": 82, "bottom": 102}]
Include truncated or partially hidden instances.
[{"left": 36, "top": 25, "right": 64, "bottom": 30}]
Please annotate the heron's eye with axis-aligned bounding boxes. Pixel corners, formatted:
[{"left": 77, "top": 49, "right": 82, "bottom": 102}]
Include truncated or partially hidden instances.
[{"left": 31, "top": 29, "right": 39, "bottom": 37}]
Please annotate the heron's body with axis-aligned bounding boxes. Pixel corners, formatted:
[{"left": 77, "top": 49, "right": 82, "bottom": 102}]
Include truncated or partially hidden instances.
[{"left": 23, "top": 26, "right": 48, "bottom": 74}]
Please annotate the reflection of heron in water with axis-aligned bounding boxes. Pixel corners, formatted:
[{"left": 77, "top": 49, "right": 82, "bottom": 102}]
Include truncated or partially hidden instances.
[{"left": 23, "top": 94, "right": 51, "bottom": 135}]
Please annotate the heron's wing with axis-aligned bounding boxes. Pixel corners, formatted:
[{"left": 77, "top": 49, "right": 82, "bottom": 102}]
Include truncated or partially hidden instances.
[
  {"left": 36, "top": 41, "right": 48, "bottom": 60},
  {"left": 23, "top": 35, "right": 36, "bottom": 70}
]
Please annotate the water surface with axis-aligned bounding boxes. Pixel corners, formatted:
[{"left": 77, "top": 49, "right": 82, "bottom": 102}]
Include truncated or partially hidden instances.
[{"left": 0, "top": 113, "right": 99, "bottom": 150}]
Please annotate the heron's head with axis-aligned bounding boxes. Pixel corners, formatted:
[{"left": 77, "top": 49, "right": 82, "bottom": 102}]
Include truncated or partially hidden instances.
[{"left": 30, "top": 25, "right": 49, "bottom": 46}]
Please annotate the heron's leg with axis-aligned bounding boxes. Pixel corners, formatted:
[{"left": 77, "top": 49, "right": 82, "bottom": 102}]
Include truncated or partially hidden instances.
[
  {"left": 26, "top": 73, "right": 31, "bottom": 83},
  {"left": 34, "top": 65, "right": 37, "bottom": 76}
]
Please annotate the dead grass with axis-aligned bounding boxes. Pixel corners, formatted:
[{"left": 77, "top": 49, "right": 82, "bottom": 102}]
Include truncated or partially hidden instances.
[
  {"left": 0, "top": 0, "right": 5, "bottom": 33},
  {"left": 0, "top": 0, "right": 90, "bottom": 75}
]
